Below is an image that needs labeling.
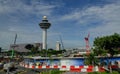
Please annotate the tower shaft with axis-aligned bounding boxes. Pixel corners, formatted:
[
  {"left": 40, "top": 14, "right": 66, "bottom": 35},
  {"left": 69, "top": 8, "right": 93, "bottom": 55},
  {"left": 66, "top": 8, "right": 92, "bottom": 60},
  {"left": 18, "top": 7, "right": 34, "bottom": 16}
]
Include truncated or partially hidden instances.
[{"left": 43, "top": 29, "right": 47, "bottom": 49}]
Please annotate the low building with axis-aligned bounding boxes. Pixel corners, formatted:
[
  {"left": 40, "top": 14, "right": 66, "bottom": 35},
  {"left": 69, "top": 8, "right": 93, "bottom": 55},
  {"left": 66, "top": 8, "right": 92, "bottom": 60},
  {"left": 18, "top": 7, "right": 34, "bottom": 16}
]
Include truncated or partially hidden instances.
[{"left": 9, "top": 43, "right": 42, "bottom": 53}]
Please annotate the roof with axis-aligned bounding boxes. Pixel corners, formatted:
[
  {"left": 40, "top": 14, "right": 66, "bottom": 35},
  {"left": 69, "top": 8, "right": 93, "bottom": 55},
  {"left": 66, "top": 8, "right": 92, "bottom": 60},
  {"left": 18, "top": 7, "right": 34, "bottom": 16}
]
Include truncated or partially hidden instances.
[
  {"left": 9, "top": 44, "right": 31, "bottom": 52},
  {"left": 9, "top": 43, "right": 42, "bottom": 52}
]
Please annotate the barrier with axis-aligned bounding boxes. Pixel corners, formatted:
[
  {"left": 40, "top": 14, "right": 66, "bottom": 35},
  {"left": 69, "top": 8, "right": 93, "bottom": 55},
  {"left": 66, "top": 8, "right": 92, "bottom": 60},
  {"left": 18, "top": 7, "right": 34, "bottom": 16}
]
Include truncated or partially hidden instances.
[
  {"left": 25, "top": 64, "right": 29, "bottom": 68},
  {"left": 20, "top": 63, "right": 106, "bottom": 73},
  {"left": 87, "top": 68, "right": 93, "bottom": 72},
  {"left": 42, "top": 66, "right": 46, "bottom": 68},
  {"left": 79, "top": 65, "right": 84, "bottom": 68},
  {"left": 108, "top": 65, "right": 119, "bottom": 69},
  {"left": 60, "top": 65, "right": 67, "bottom": 71},
  {"left": 50, "top": 65, "right": 60, "bottom": 68},
  {"left": 54, "top": 65, "right": 59, "bottom": 68},
  {"left": 35, "top": 65, "right": 42, "bottom": 69},
  {"left": 98, "top": 67, "right": 105, "bottom": 72},
  {"left": 62, "top": 65, "right": 66, "bottom": 68},
  {"left": 29, "top": 63, "right": 35, "bottom": 69},
  {"left": 70, "top": 65, "right": 94, "bottom": 72}
]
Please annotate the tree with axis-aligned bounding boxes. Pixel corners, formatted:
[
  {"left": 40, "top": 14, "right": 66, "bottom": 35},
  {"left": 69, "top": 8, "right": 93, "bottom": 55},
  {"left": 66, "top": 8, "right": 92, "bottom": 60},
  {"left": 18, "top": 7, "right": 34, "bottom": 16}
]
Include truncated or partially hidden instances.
[
  {"left": 84, "top": 52, "right": 99, "bottom": 66},
  {"left": 7, "top": 50, "right": 19, "bottom": 56},
  {"left": 93, "top": 33, "right": 120, "bottom": 56},
  {"left": 92, "top": 48, "right": 107, "bottom": 56},
  {"left": 39, "top": 49, "right": 65, "bottom": 57},
  {"left": 25, "top": 44, "right": 39, "bottom": 55},
  {"left": 25, "top": 44, "right": 34, "bottom": 50},
  {"left": 40, "top": 49, "right": 47, "bottom": 57}
]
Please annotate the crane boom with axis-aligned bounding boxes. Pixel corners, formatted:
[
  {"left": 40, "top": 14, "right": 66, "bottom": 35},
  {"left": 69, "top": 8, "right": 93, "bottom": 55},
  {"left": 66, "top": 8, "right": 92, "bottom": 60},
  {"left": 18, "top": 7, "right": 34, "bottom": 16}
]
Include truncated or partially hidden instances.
[
  {"left": 11, "top": 33, "right": 17, "bottom": 58},
  {"left": 59, "top": 35, "right": 64, "bottom": 50},
  {"left": 14, "top": 34, "right": 17, "bottom": 45}
]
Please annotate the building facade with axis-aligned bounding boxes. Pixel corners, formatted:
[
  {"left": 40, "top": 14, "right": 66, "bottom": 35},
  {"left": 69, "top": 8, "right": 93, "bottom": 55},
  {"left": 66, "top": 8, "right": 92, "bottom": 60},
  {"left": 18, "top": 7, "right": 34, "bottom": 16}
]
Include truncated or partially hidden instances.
[
  {"left": 56, "top": 41, "right": 61, "bottom": 51},
  {"left": 9, "top": 43, "right": 42, "bottom": 53}
]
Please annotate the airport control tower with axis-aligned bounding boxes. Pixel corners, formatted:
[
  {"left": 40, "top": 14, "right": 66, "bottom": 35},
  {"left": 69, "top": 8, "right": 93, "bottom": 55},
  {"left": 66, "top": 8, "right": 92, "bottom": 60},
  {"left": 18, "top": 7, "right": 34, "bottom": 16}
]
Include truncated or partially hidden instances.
[{"left": 39, "top": 16, "right": 51, "bottom": 49}]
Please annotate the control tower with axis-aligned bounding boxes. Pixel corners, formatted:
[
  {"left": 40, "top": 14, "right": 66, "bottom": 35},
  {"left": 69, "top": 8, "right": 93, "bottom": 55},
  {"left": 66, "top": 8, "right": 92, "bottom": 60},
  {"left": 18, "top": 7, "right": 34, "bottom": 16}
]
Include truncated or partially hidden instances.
[{"left": 39, "top": 16, "right": 51, "bottom": 49}]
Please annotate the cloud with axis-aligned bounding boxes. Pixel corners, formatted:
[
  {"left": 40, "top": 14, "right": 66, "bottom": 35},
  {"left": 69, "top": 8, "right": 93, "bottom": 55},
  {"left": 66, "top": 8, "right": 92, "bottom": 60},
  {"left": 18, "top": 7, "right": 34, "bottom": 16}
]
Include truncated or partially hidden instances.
[
  {"left": 58, "top": 3, "right": 120, "bottom": 37},
  {"left": 0, "top": 0, "right": 58, "bottom": 33},
  {"left": 0, "top": 0, "right": 57, "bottom": 16},
  {"left": 85, "top": 4, "right": 120, "bottom": 37}
]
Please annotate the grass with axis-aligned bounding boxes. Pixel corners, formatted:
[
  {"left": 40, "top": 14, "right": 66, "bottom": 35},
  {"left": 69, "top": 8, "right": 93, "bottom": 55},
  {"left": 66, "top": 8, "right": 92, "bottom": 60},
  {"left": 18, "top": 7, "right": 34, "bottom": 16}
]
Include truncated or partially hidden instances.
[
  {"left": 88, "top": 71, "right": 119, "bottom": 74},
  {"left": 40, "top": 70, "right": 64, "bottom": 74}
]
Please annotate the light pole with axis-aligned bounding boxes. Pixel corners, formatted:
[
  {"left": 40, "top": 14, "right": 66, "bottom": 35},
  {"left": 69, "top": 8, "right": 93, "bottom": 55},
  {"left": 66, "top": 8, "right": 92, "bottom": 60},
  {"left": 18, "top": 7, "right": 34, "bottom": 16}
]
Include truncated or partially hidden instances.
[{"left": 39, "top": 16, "right": 51, "bottom": 50}]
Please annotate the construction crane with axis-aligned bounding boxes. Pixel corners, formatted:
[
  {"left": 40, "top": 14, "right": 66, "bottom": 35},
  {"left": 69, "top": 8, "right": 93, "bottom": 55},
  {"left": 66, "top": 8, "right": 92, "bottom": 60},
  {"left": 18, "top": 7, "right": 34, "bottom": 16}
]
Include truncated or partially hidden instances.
[
  {"left": 59, "top": 35, "right": 64, "bottom": 50},
  {"left": 84, "top": 33, "right": 90, "bottom": 54},
  {"left": 11, "top": 34, "right": 17, "bottom": 58}
]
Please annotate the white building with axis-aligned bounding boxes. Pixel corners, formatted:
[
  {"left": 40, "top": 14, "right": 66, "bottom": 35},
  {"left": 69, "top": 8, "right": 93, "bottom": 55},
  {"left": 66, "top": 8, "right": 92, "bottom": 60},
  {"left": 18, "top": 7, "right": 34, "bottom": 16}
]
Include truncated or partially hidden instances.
[{"left": 56, "top": 41, "right": 61, "bottom": 51}]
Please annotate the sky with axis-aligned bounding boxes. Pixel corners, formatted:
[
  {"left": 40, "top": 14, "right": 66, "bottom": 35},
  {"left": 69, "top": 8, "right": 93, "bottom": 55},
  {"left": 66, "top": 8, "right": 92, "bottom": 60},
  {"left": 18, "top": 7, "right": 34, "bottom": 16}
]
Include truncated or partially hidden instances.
[{"left": 0, "top": 0, "right": 120, "bottom": 49}]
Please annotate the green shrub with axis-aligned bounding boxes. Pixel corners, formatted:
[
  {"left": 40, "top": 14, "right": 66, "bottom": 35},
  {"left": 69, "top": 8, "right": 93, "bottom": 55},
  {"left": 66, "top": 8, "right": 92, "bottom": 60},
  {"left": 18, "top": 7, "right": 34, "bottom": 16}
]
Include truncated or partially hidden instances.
[
  {"left": 41, "top": 70, "right": 63, "bottom": 74},
  {"left": 88, "top": 71, "right": 119, "bottom": 74},
  {"left": 88, "top": 72, "right": 99, "bottom": 74},
  {"left": 88, "top": 72, "right": 108, "bottom": 74}
]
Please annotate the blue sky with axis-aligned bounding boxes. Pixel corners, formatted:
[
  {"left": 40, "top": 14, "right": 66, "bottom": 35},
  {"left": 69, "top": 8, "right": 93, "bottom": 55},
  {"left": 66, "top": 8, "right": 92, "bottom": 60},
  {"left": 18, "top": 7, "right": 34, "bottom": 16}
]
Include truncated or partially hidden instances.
[{"left": 0, "top": 0, "right": 120, "bottom": 49}]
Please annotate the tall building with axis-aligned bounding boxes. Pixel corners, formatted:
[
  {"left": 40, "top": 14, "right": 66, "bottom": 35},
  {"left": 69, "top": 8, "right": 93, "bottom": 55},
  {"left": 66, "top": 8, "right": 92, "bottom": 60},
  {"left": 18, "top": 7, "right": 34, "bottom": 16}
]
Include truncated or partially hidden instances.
[{"left": 56, "top": 41, "right": 61, "bottom": 51}]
